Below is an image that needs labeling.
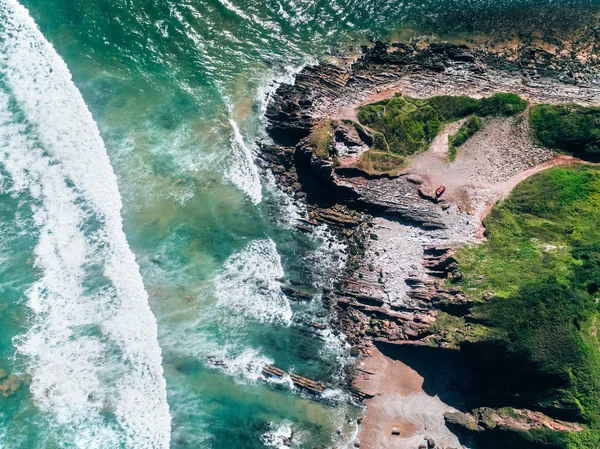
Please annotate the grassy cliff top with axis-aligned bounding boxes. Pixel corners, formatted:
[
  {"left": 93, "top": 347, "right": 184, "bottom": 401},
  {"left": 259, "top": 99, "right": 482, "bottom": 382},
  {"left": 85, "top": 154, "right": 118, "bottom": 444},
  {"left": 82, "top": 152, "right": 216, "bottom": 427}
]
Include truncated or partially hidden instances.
[
  {"left": 453, "top": 165, "right": 600, "bottom": 448},
  {"left": 357, "top": 93, "right": 527, "bottom": 157}
]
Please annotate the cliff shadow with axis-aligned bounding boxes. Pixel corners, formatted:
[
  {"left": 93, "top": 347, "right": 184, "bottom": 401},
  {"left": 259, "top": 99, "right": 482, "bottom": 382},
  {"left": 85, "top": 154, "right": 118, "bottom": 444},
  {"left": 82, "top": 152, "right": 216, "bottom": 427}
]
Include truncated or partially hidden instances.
[{"left": 375, "top": 341, "right": 470, "bottom": 412}]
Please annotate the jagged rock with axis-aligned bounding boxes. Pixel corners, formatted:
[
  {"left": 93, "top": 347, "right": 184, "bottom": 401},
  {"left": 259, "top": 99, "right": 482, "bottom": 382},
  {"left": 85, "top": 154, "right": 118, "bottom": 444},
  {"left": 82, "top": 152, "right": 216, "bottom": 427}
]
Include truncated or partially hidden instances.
[
  {"left": 334, "top": 122, "right": 365, "bottom": 149},
  {"left": 444, "top": 411, "right": 484, "bottom": 432},
  {"left": 349, "top": 176, "right": 445, "bottom": 228},
  {"left": 266, "top": 64, "right": 348, "bottom": 146},
  {"left": 311, "top": 208, "right": 359, "bottom": 228},
  {"left": 296, "top": 224, "right": 313, "bottom": 233},
  {"left": 427, "top": 437, "right": 436, "bottom": 449},
  {"left": 281, "top": 286, "right": 313, "bottom": 301}
]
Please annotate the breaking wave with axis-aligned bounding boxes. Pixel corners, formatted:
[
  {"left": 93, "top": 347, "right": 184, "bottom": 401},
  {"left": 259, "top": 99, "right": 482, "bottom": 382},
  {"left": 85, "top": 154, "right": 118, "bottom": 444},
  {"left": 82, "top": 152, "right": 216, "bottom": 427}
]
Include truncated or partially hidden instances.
[
  {"left": 215, "top": 238, "right": 292, "bottom": 325},
  {"left": 223, "top": 116, "right": 263, "bottom": 205},
  {"left": 0, "top": 1, "right": 170, "bottom": 447}
]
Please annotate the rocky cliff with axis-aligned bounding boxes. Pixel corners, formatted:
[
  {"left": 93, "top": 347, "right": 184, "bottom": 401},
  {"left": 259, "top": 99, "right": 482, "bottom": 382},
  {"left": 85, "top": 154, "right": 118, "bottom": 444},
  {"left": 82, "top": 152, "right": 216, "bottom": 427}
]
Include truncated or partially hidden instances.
[{"left": 259, "top": 35, "right": 600, "bottom": 449}]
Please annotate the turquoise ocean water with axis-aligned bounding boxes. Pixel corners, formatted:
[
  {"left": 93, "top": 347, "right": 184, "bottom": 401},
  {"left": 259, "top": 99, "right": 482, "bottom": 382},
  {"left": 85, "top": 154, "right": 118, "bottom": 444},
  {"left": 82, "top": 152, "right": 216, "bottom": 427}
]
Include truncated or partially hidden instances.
[{"left": 0, "top": 1, "right": 591, "bottom": 448}]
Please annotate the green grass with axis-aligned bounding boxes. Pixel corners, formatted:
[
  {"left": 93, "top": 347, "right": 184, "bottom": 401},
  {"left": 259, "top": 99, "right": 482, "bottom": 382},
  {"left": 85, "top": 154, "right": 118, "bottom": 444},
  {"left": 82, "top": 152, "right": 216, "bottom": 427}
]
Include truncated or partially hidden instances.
[
  {"left": 449, "top": 115, "right": 483, "bottom": 161},
  {"left": 371, "top": 130, "right": 390, "bottom": 152},
  {"left": 357, "top": 93, "right": 528, "bottom": 159},
  {"left": 453, "top": 166, "right": 600, "bottom": 448},
  {"left": 530, "top": 104, "right": 600, "bottom": 161}
]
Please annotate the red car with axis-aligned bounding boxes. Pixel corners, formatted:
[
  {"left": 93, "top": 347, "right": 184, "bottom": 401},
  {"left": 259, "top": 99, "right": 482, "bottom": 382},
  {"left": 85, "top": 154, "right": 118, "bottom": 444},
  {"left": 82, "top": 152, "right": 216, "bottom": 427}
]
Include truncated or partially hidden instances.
[{"left": 435, "top": 185, "right": 446, "bottom": 198}]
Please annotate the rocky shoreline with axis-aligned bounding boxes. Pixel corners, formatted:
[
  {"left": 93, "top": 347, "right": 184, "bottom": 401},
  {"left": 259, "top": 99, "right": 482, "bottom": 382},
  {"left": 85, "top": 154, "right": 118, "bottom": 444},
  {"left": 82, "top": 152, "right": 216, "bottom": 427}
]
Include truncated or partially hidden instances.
[{"left": 259, "top": 37, "right": 600, "bottom": 449}]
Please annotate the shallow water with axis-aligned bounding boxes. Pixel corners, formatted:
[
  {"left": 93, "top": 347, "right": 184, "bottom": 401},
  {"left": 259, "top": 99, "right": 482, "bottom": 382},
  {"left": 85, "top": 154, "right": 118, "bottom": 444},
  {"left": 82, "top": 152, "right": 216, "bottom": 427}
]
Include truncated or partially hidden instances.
[{"left": 0, "top": 0, "right": 588, "bottom": 448}]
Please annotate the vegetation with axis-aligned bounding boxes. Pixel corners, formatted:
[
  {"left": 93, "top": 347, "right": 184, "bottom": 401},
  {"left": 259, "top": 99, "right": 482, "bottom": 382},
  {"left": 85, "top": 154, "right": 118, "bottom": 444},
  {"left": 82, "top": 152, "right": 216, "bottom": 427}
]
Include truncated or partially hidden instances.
[
  {"left": 530, "top": 104, "right": 600, "bottom": 161},
  {"left": 453, "top": 166, "right": 600, "bottom": 448},
  {"left": 448, "top": 115, "right": 483, "bottom": 161},
  {"left": 477, "top": 93, "right": 528, "bottom": 117},
  {"left": 307, "top": 119, "right": 336, "bottom": 159},
  {"left": 357, "top": 93, "right": 527, "bottom": 160},
  {"left": 357, "top": 150, "right": 405, "bottom": 176}
]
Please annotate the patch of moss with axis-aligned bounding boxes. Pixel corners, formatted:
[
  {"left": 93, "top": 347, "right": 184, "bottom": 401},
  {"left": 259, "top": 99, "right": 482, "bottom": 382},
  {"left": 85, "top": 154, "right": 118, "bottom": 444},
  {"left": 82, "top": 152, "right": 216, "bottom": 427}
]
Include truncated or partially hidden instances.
[
  {"left": 357, "top": 150, "right": 405, "bottom": 176},
  {"left": 449, "top": 115, "right": 483, "bottom": 161},
  {"left": 530, "top": 104, "right": 600, "bottom": 161},
  {"left": 430, "top": 311, "right": 488, "bottom": 347},
  {"left": 307, "top": 119, "right": 336, "bottom": 159}
]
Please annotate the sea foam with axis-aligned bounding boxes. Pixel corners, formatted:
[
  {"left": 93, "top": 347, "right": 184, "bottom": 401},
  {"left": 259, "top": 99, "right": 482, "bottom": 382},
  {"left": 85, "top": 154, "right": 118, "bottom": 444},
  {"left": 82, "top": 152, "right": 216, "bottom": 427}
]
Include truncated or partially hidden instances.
[
  {"left": 223, "top": 116, "right": 263, "bottom": 205},
  {"left": 0, "top": 1, "right": 170, "bottom": 447},
  {"left": 215, "top": 238, "right": 292, "bottom": 325}
]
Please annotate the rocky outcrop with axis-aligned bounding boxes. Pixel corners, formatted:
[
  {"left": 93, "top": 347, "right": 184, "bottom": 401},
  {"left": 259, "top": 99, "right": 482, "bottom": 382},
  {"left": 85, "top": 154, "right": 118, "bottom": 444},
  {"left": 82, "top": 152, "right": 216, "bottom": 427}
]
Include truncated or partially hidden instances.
[
  {"left": 404, "top": 247, "right": 469, "bottom": 312},
  {"left": 353, "top": 41, "right": 479, "bottom": 74},
  {"left": 445, "top": 407, "right": 583, "bottom": 440},
  {"left": 345, "top": 176, "right": 445, "bottom": 229},
  {"left": 262, "top": 40, "right": 600, "bottom": 232},
  {"left": 265, "top": 64, "right": 349, "bottom": 145},
  {"left": 258, "top": 36, "right": 600, "bottom": 449}
]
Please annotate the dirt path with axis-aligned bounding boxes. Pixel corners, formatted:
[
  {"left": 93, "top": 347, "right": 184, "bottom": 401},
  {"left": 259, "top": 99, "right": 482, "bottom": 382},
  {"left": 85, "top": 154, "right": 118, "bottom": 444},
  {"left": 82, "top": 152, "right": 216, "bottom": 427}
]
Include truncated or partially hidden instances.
[{"left": 493, "top": 155, "right": 588, "bottom": 198}]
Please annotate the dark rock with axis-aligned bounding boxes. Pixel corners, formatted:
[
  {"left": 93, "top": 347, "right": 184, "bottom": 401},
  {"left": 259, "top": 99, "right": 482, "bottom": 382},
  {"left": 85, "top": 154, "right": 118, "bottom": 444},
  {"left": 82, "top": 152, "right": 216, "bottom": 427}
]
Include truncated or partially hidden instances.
[
  {"left": 296, "top": 224, "right": 313, "bottom": 233},
  {"left": 334, "top": 122, "right": 365, "bottom": 148},
  {"left": 281, "top": 286, "right": 313, "bottom": 301}
]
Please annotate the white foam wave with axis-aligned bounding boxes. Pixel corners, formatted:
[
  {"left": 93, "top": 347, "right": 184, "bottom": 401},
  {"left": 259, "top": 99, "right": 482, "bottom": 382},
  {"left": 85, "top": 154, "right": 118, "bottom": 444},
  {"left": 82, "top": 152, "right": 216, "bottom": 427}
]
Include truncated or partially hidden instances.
[
  {"left": 0, "top": 1, "right": 170, "bottom": 447},
  {"left": 215, "top": 239, "right": 292, "bottom": 325},
  {"left": 223, "top": 117, "right": 263, "bottom": 204},
  {"left": 206, "top": 346, "right": 274, "bottom": 383},
  {"left": 260, "top": 421, "right": 295, "bottom": 449}
]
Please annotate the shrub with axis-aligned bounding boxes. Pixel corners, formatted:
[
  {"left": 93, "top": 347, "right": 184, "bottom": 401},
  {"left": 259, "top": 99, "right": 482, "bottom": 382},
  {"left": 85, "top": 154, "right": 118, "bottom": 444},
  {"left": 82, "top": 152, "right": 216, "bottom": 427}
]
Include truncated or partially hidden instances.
[
  {"left": 529, "top": 104, "right": 600, "bottom": 161},
  {"left": 448, "top": 115, "right": 483, "bottom": 161},
  {"left": 371, "top": 131, "right": 389, "bottom": 152},
  {"left": 427, "top": 95, "right": 480, "bottom": 120},
  {"left": 477, "top": 93, "right": 529, "bottom": 117}
]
